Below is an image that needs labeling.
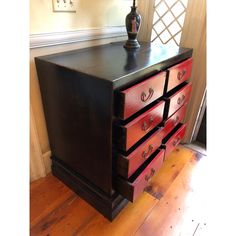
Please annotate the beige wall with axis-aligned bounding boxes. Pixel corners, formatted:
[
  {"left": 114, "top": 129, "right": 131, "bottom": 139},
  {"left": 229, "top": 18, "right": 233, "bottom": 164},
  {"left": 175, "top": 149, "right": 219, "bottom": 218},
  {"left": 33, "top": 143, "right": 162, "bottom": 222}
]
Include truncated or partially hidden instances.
[{"left": 30, "top": 0, "right": 132, "bottom": 34}]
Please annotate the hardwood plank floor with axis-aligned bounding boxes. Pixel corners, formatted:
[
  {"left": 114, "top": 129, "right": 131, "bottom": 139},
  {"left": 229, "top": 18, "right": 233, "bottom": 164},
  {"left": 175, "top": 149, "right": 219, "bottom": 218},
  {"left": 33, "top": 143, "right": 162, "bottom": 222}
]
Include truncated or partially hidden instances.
[
  {"left": 30, "top": 174, "right": 76, "bottom": 228},
  {"left": 135, "top": 155, "right": 197, "bottom": 236},
  {"left": 30, "top": 145, "right": 207, "bottom": 236}
]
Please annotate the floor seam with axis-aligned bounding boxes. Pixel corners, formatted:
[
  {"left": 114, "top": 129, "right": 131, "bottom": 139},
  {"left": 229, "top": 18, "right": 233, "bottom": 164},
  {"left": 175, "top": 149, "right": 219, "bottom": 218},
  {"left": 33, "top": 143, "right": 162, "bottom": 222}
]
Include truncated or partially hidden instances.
[
  {"left": 30, "top": 193, "right": 77, "bottom": 231},
  {"left": 132, "top": 200, "right": 159, "bottom": 236},
  {"left": 133, "top": 154, "right": 196, "bottom": 236}
]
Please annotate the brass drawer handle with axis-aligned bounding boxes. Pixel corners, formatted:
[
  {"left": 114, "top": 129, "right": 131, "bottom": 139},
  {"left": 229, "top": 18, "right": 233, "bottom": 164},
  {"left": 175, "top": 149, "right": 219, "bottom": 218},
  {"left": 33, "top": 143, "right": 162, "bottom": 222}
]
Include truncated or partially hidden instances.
[
  {"left": 142, "top": 145, "right": 153, "bottom": 159},
  {"left": 142, "top": 116, "right": 154, "bottom": 131},
  {"left": 177, "top": 94, "right": 186, "bottom": 105},
  {"left": 141, "top": 88, "right": 154, "bottom": 102},
  {"left": 174, "top": 116, "right": 179, "bottom": 125},
  {"left": 177, "top": 69, "right": 186, "bottom": 80},
  {"left": 173, "top": 136, "right": 181, "bottom": 146},
  {"left": 145, "top": 168, "right": 155, "bottom": 182}
]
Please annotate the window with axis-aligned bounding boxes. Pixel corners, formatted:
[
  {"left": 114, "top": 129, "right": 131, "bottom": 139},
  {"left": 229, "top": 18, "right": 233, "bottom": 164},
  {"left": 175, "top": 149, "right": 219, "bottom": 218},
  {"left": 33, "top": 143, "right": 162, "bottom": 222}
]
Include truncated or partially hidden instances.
[{"left": 151, "top": 0, "right": 188, "bottom": 46}]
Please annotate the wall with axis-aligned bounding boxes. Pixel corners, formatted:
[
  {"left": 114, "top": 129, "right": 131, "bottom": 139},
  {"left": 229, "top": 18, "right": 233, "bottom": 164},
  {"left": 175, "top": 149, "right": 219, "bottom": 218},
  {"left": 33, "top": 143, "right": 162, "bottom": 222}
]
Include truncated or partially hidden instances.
[
  {"left": 30, "top": 0, "right": 132, "bottom": 34},
  {"left": 30, "top": 0, "right": 132, "bottom": 181}
]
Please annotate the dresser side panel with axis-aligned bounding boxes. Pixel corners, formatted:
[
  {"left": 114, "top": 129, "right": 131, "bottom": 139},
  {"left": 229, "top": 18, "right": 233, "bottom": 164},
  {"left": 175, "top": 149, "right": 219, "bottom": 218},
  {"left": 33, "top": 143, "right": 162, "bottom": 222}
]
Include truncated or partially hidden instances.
[{"left": 35, "top": 59, "right": 113, "bottom": 195}]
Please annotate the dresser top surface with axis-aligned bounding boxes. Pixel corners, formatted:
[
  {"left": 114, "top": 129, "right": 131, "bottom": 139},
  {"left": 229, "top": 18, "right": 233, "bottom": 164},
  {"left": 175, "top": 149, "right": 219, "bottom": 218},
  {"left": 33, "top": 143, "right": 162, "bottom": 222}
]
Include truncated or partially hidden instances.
[{"left": 37, "top": 41, "right": 192, "bottom": 82}]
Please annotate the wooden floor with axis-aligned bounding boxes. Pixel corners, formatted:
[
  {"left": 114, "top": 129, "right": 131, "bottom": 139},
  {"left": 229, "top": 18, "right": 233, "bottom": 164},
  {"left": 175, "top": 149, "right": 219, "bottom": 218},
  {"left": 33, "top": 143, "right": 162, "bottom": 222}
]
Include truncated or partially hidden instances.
[{"left": 30, "top": 145, "right": 208, "bottom": 236}]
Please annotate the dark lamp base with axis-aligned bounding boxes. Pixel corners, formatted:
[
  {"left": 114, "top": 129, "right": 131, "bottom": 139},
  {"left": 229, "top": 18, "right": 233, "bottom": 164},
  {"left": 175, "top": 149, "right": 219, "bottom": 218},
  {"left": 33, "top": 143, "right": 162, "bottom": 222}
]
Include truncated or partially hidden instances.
[{"left": 124, "top": 39, "right": 140, "bottom": 49}]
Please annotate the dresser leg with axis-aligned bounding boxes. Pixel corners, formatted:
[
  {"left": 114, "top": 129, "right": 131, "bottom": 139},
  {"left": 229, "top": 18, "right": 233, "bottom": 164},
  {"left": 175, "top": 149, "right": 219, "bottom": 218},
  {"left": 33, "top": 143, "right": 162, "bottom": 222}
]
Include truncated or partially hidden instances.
[{"left": 51, "top": 157, "right": 128, "bottom": 221}]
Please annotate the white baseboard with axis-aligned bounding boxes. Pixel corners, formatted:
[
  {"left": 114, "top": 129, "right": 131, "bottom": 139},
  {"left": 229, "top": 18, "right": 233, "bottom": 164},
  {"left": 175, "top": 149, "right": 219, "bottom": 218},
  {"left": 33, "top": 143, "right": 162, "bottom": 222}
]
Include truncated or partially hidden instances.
[{"left": 30, "top": 26, "right": 126, "bottom": 49}]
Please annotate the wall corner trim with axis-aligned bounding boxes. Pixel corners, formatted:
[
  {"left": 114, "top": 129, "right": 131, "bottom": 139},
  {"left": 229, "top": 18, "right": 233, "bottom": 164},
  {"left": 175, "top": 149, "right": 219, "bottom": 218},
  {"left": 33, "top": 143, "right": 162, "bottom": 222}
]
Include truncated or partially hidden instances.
[{"left": 30, "top": 26, "right": 127, "bottom": 49}]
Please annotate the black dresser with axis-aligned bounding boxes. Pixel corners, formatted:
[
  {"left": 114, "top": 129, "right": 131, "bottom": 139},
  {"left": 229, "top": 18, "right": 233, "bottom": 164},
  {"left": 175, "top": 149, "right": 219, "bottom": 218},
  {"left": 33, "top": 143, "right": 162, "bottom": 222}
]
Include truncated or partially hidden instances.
[{"left": 35, "top": 42, "right": 193, "bottom": 221}]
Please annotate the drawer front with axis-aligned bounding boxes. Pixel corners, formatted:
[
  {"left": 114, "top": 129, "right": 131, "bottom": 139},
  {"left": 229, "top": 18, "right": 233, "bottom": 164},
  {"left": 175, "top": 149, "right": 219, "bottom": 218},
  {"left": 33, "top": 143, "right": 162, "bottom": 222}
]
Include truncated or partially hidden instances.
[
  {"left": 167, "top": 58, "right": 193, "bottom": 92},
  {"left": 117, "top": 101, "right": 165, "bottom": 151},
  {"left": 163, "top": 103, "right": 188, "bottom": 138},
  {"left": 116, "top": 128, "right": 163, "bottom": 179},
  {"left": 119, "top": 71, "right": 166, "bottom": 120},
  {"left": 164, "top": 123, "right": 187, "bottom": 159},
  {"left": 167, "top": 82, "right": 192, "bottom": 118},
  {"left": 116, "top": 149, "right": 165, "bottom": 202}
]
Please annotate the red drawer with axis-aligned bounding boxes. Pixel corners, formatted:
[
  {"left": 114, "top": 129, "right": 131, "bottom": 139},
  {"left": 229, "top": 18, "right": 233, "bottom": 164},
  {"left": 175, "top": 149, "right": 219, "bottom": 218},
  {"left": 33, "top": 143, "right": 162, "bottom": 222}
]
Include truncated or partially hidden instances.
[
  {"left": 118, "top": 71, "right": 166, "bottom": 120},
  {"left": 163, "top": 123, "right": 187, "bottom": 159},
  {"left": 165, "top": 82, "right": 192, "bottom": 118},
  {"left": 166, "top": 58, "right": 193, "bottom": 92},
  {"left": 162, "top": 103, "right": 188, "bottom": 138},
  {"left": 116, "top": 127, "right": 163, "bottom": 179},
  {"left": 116, "top": 101, "right": 165, "bottom": 151},
  {"left": 115, "top": 149, "right": 164, "bottom": 202}
]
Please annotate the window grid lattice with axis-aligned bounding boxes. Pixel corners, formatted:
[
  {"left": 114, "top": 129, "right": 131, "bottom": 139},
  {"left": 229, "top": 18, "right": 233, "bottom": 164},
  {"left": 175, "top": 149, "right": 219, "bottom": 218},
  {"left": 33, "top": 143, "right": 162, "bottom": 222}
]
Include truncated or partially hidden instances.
[{"left": 152, "top": 0, "right": 188, "bottom": 46}]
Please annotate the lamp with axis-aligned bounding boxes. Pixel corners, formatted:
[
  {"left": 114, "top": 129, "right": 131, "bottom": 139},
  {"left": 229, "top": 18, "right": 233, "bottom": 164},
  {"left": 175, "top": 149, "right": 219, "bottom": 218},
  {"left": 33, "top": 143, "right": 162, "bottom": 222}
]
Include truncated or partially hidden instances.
[{"left": 124, "top": 0, "right": 142, "bottom": 49}]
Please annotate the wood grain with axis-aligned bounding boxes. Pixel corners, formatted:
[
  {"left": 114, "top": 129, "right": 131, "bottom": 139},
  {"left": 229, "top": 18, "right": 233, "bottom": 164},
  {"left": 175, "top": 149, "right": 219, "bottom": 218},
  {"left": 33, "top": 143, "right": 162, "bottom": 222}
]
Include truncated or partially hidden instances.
[
  {"left": 164, "top": 124, "right": 187, "bottom": 158},
  {"left": 30, "top": 174, "right": 75, "bottom": 228},
  {"left": 31, "top": 196, "right": 98, "bottom": 236},
  {"left": 30, "top": 146, "right": 206, "bottom": 236},
  {"left": 117, "top": 128, "right": 163, "bottom": 179},
  {"left": 167, "top": 57, "right": 193, "bottom": 92},
  {"left": 166, "top": 82, "right": 192, "bottom": 119},
  {"left": 120, "top": 71, "right": 166, "bottom": 119},
  {"left": 77, "top": 192, "right": 158, "bottom": 236},
  {"left": 117, "top": 100, "right": 165, "bottom": 152},
  {"left": 145, "top": 146, "right": 195, "bottom": 200},
  {"left": 135, "top": 150, "right": 198, "bottom": 236}
]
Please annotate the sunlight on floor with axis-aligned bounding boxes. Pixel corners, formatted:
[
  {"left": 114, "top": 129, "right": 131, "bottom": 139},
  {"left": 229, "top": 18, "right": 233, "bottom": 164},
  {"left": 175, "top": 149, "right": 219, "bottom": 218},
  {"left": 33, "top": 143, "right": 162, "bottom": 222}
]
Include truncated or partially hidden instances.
[
  {"left": 179, "top": 145, "right": 234, "bottom": 236},
  {"left": 179, "top": 153, "right": 209, "bottom": 235}
]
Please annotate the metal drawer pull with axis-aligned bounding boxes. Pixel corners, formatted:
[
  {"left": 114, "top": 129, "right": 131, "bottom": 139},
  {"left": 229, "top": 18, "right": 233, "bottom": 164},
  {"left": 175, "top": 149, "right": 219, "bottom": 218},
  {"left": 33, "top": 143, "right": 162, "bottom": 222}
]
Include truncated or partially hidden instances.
[
  {"left": 145, "top": 168, "right": 155, "bottom": 182},
  {"left": 177, "top": 69, "right": 186, "bottom": 80},
  {"left": 174, "top": 116, "right": 179, "bottom": 125},
  {"left": 177, "top": 94, "right": 186, "bottom": 105},
  {"left": 142, "top": 116, "right": 154, "bottom": 131},
  {"left": 173, "top": 136, "right": 181, "bottom": 146},
  {"left": 142, "top": 145, "right": 153, "bottom": 159},
  {"left": 141, "top": 88, "right": 154, "bottom": 102}
]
